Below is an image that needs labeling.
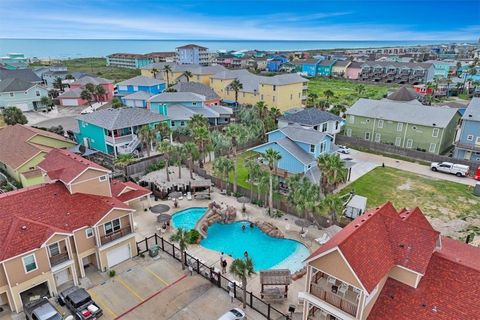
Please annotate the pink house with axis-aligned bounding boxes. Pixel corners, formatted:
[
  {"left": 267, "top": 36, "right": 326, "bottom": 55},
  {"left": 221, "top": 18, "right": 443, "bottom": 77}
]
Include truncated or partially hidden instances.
[
  {"left": 58, "top": 76, "right": 114, "bottom": 106},
  {"left": 345, "top": 61, "right": 363, "bottom": 80}
]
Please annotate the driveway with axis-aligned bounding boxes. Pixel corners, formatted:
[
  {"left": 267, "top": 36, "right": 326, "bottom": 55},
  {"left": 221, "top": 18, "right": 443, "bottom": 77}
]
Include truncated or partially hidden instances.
[{"left": 343, "top": 149, "right": 476, "bottom": 187}]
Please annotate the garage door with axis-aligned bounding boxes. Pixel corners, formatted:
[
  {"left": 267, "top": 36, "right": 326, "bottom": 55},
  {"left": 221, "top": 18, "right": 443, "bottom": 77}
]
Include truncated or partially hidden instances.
[
  {"left": 134, "top": 100, "right": 143, "bottom": 107},
  {"left": 106, "top": 244, "right": 130, "bottom": 268},
  {"left": 125, "top": 100, "right": 135, "bottom": 107},
  {"left": 54, "top": 269, "right": 70, "bottom": 286},
  {"left": 62, "top": 99, "right": 79, "bottom": 106},
  {"left": 15, "top": 103, "right": 29, "bottom": 111}
]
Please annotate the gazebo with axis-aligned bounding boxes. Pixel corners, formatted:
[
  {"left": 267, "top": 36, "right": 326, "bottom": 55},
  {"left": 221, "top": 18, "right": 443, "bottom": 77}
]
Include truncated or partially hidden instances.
[{"left": 259, "top": 269, "right": 292, "bottom": 301}]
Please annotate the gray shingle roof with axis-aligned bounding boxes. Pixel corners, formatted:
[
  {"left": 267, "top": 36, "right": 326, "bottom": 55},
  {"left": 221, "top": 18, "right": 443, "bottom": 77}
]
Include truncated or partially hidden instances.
[
  {"left": 76, "top": 108, "right": 167, "bottom": 130},
  {"left": 0, "top": 78, "right": 35, "bottom": 92},
  {"left": 361, "top": 61, "right": 434, "bottom": 69},
  {"left": 116, "top": 75, "right": 164, "bottom": 86},
  {"left": 463, "top": 97, "right": 480, "bottom": 121},
  {"left": 276, "top": 137, "right": 315, "bottom": 165},
  {"left": 387, "top": 86, "right": 417, "bottom": 102},
  {"left": 142, "top": 63, "right": 226, "bottom": 76},
  {"left": 58, "top": 88, "right": 82, "bottom": 98},
  {"left": 149, "top": 92, "right": 206, "bottom": 103},
  {"left": 278, "top": 125, "right": 331, "bottom": 145},
  {"left": 333, "top": 60, "right": 351, "bottom": 67},
  {"left": 319, "top": 60, "right": 336, "bottom": 66},
  {"left": 280, "top": 108, "right": 342, "bottom": 126},
  {"left": 172, "top": 82, "right": 220, "bottom": 100},
  {"left": 347, "top": 98, "right": 459, "bottom": 128},
  {"left": 72, "top": 75, "right": 112, "bottom": 85},
  {"left": 123, "top": 91, "right": 153, "bottom": 100},
  {"left": 209, "top": 106, "right": 233, "bottom": 115},
  {"left": 166, "top": 105, "right": 197, "bottom": 121},
  {"left": 0, "top": 69, "right": 42, "bottom": 83}
]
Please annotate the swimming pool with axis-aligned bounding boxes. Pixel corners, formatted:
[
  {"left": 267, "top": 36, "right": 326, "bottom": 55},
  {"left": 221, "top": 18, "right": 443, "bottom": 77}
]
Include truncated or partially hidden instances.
[
  {"left": 171, "top": 207, "right": 208, "bottom": 230},
  {"left": 201, "top": 221, "right": 309, "bottom": 272}
]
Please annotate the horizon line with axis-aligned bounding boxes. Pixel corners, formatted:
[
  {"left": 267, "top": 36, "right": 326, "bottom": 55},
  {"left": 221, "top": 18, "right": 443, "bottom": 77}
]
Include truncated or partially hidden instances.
[{"left": 0, "top": 38, "right": 474, "bottom": 42}]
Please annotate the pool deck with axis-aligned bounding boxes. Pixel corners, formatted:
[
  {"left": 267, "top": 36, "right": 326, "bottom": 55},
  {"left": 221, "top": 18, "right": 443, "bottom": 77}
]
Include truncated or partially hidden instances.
[{"left": 131, "top": 187, "right": 328, "bottom": 314}]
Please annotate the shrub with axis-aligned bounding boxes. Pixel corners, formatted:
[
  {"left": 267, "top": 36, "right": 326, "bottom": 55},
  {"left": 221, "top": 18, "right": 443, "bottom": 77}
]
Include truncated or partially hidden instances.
[
  {"left": 146, "top": 159, "right": 166, "bottom": 173},
  {"left": 185, "top": 229, "right": 201, "bottom": 244},
  {"left": 108, "top": 270, "right": 116, "bottom": 277}
]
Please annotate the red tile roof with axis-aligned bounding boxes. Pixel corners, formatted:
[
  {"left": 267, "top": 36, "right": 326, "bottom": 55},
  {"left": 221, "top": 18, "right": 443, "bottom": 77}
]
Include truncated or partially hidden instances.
[
  {"left": 38, "top": 149, "right": 109, "bottom": 184},
  {"left": 0, "top": 182, "right": 130, "bottom": 261},
  {"left": 0, "top": 124, "right": 74, "bottom": 169},
  {"left": 111, "top": 179, "right": 151, "bottom": 203},
  {"left": 307, "top": 202, "right": 439, "bottom": 293},
  {"left": 368, "top": 246, "right": 480, "bottom": 320}
]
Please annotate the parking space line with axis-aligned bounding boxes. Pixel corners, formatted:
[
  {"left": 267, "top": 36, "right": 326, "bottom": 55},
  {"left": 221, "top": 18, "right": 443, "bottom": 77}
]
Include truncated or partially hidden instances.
[
  {"left": 115, "top": 276, "right": 143, "bottom": 301},
  {"left": 88, "top": 289, "right": 118, "bottom": 318},
  {"left": 144, "top": 267, "right": 169, "bottom": 286}
]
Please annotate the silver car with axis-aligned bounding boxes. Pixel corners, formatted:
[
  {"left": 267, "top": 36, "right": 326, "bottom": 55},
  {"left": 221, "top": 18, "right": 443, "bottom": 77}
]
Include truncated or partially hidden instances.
[{"left": 218, "top": 308, "right": 246, "bottom": 320}]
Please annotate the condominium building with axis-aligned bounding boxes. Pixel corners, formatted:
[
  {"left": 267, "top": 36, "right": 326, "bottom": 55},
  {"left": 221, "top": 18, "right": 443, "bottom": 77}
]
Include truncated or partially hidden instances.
[
  {"left": 175, "top": 44, "right": 210, "bottom": 65},
  {"left": 106, "top": 52, "right": 175, "bottom": 69}
]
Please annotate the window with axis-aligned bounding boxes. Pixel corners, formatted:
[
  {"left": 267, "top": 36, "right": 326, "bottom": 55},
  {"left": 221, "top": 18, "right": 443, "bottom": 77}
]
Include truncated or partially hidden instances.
[
  {"left": 432, "top": 128, "right": 439, "bottom": 138},
  {"left": 36, "top": 91, "right": 40, "bottom": 96},
  {"left": 23, "top": 254, "right": 37, "bottom": 273},
  {"left": 335, "top": 121, "right": 339, "bottom": 130},
  {"left": 310, "top": 144, "right": 315, "bottom": 153},
  {"left": 346, "top": 128, "right": 352, "bottom": 137},
  {"left": 9, "top": 92, "right": 14, "bottom": 97},
  {"left": 375, "top": 133, "right": 381, "bottom": 142},
  {"left": 467, "top": 134, "right": 474, "bottom": 141},
  {"left": 397, "top": 122, "right": 403, "bottom": 132},
  {"left": 395, "top": 137, "right": 402, "bottom": 146},
  {"left": 48, "top": 243, "right": 60, "bottom": 257},
  {"left": 272, "top": 96, "right": 275, "bottom": 102},
  {"left": 104, "top": 219, "right": 121, "bottom": 235},
  {"left": 378, "top": 120, "right": 384, "bottom": 128},
  {"left": 349, "top": 115, "right": 355, "bottom": 124},
  {"left": 290, "top": 94, "right": 293, "bottom": 100},
  {"left": 86, "top": 228, "right": 94, "bottom": 238},
  {"left": 320, "top": 142, "right": 326, "bottom": 153},
  {"left": 429, "top": 143, "right": 437, "bottom": 153},
  {"left": 192, "top": 102, "right": 197, "bottom": 106},
  {"left": 412, "top": 126, "right": 417, "bottom": 130},
  {"left": 365, "top": 132, "right": 371, "bottom": 140},
  {"left": 171, "top": 121, "right": 175, "bottom": 127},
  {"left": 273, "top": 85, "right": 276, "bottom": 91},
  {"left": 406, "top": 139, "right": 413, "bottom": 148},
  {"left": 180, "top": 121, "right": 185, "bottom": 126}
]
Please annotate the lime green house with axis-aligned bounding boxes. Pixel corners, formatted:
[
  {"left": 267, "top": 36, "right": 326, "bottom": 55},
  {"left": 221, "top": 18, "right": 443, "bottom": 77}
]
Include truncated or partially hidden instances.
[{"left": 0, "top": 124, "right": 76, "bottom": 186}]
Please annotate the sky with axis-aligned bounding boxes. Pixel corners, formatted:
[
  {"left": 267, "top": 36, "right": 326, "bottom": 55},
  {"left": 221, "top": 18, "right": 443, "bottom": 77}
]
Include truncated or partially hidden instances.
[{"left": 0, "top": 0, "right": 479, "bottom": 40}]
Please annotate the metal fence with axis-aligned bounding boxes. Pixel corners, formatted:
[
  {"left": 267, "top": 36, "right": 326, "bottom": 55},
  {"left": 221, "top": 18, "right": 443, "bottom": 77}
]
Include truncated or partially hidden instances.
[
  {"left": 137, "top": 234, "right": 290, "bottom": 320},
  {"left": 336, "top": 135, "right": 480, "bottom": 169}
]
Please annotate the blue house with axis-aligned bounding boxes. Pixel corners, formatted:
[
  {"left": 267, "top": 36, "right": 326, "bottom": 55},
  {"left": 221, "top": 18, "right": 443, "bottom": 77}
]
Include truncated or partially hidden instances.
[
  {"left": 292, "top": 59, "right": 321, "bottom": 77},
  {"left": 454, "top": 97, "right": 480, "bottom": 161},
  {"left": 116, "top": 76, "right": 165, "bottom": 97},
  {"left": 148, "top": 92, "right": 232, "bottom": 128},
  {"left": 248, "top": 125, "right": 334, "bottom": 181},
  {"left": 266, "top": 55, "right": 289, "bottom": 72},
  {"left": 317, "top": 59, "right": 336, "bottom": 76},
  {"left": 122, "top": 91, "right": 152, "bottom": 108}
]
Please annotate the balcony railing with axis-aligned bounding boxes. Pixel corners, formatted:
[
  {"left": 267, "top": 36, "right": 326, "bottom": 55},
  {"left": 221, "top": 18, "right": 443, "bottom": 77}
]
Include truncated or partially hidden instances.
[
  {"left": 50, "top": 252, "right": 70, "bottom": 267},
  {"left": 100, "top": 226, "right": 132, "bottom": 246},
  {"left": 105, "top": 134, "right": 134, "bottom": 145},
  {"left": 456, "top": 142, "right": 480, "bottom": 152},
  {"left": 309, "top": 273, "right": 359, "bottom": 317}
]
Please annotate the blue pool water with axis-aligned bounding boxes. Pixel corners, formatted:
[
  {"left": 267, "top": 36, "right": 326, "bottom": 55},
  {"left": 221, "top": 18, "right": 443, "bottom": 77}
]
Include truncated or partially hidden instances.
[
  {"left": 201, "top": 221, "right": 309, "bottom": 272},
  {"left": 171, "top": 207, "right": 208, "bottom": 230}
]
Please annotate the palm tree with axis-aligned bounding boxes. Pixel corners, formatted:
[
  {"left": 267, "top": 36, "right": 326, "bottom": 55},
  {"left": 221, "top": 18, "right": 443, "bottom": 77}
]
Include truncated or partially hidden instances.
[
  {"left": 258, "top": 172, "right": 270, "bottom": 206},
  {"left": 85, "top": 83, "right": 96, "bottom": 95},
  {"left": 229, "top": 256, "right": 254, "bottom": 309},
  {"left": 323, "top": 89, "right": 334, "bottom": 102},
  {"left": 224, "top": 124, "right": 248, "bottom": 194},
  {"left": 65, "top": 74, "right": 74, "bottom": 80},
  {"left": 137, "top": 125, "right": 157, "bottom": 157},
  {"left": 114, "top": 154, "right": 135, "bottom": 167},
  {"left": 355, "top": 84, "right": 365, "bottom": 97},
  {"left": 319, "top": 194, "right": 345, "bottom": 225},
  {"left": 269, "top": 107, "right": 281, "bottom": 122},
  {"left": 163, "top": 65, "right": 172, "bottom": 87},
  {"left": 173, "top": 144, "right": 187, "bottom": 179},
  {"left": 156, "top": 122, "right": 172, "bottom": 142},
  {"left": 80, "top": 90, "right": 93, "bottom": 107},
  {"left": 157, "top": 140, "right": 173, "bottom": 182},
  {"left": 307, "top": 93, "right": 318, "bottom": 108},
  {"left": 183, "top": 71, "right": 193, "bottom": 82},
  {"left": 151, "top": 68, "right": 159, "bottom": 79},
  {"left": 245, "top": 159, "right": 261, "bottom": 201},
  {"left": 264, "top": 148, "right": 282, "bottom": 213},
  {"left": 229, "top": 79, "right": 243, "bottom": 107},
  {"left": 427, "top": 80, "right": 438, "bottom": 97},
  {"left": 255, "top": 101, "right": 268, "bottom": 118},
  {"left": 170, "top": 228, "right": 188, "bottom": 270},
  {"left": 188, "top": 114, "right": 208, "bottom": 130},
  {"left": 112, "top": 97, "right": 123, "bottom": 109},
  {"left": 184, "top": 142, "right": 199, "bottom": 179},
  {"left": 192, "top": 126, "right": 210, "bottom": 167},
  {"left": 213, "top": 157, "right": 234, "bottom": 192},
  {"left": 40, "top": 96, "right": 53, "bottom": 109},
  {"left": 94, "top": 85, "right": 106, "bottom": 102},
  {"left": 53, "top": 77, "right": 64, "bottom": 92},
  {"left": 316, "top": 154, "right": 347, "bottom": 195},
  {"left": 317, "top": 99, "right": 329, "bottom": 111}
]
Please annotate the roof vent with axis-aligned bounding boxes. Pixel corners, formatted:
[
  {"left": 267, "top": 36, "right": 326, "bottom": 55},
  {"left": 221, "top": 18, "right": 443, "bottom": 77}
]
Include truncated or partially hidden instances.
[
  {"left": 399, "top": 244, "right": 405, "bottom": 248},
  {"left": 354, "top": 224, "right": 360, "bottom": 228},
  {"left": 367, "top": 213, "right": 372, "bottom": 217},
  {"left": 21, "top": 225, "right": 27, "bottom": 230},
  {"left": 361, "top": 219, "right": 366, "bottom": 222},
  {"left": 468, "top": 114, "right": 472, "bottom": 117},
  {"left": 421, "top": 303, "right": 427, "bottom": 308}
]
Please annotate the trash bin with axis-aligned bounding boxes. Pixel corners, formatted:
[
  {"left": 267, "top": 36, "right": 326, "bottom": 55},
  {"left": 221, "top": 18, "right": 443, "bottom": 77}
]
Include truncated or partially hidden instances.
[
  {"left": 149, "top": 245, "right": 160, "bottom": 257},
  {"left": 474, "top": 182, "right": 480, "bottom": 197}
]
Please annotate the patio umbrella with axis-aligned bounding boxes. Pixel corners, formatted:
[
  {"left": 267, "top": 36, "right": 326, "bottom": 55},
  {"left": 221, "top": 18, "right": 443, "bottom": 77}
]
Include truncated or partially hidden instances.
[
  {"left": 237, "top": 196, "right": 250, "bottom": 213},
  {"left": 169, "top": 191, "right": 183, "bottom": 208},
  {"left": 150, "top": 204, "right": 170, "bottom": 214},
  {"left": 295, "top": 219, "right": 311, "bottom": 233},
  {"left": 157, "top": 213, "right": 171, "bottom": 223}
]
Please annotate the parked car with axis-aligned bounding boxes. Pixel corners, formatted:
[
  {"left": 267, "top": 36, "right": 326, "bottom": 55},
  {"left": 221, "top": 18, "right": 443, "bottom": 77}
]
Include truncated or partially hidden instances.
[
  {"left": 336, "top": 145, "right": 350, "bottom": 154},
  {"left": 24, "top": 298, "right": 63, "bottom": 320},
  {"left": 475, "top": 166, "right": 480, "bottom": 181},
  {"left": 58, "top": 286, "right": 102, "bottom": 320},
  {"left": 218, "top": 308, "right": 246, "bottom": 320},
  {"left": 430, "top": 162, "right": 469, "bottom": 177}
]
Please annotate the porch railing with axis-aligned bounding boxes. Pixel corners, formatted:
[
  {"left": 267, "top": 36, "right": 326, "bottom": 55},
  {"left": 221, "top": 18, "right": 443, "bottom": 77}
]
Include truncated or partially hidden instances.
[
  {"left": 50, "top": 252, "right": 70, "bottom": 267},
  {"left": 100, "top": 226, "right": 132, "bottom": 246}
]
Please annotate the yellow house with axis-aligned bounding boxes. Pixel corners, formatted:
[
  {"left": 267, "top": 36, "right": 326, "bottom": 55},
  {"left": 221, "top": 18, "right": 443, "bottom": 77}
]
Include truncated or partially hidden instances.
[
  {"left": 210, "top": 69, "right": 308, "bottom": 112},
  {"left": 141, "top": 62, "right": 226, "bottom": 86},
  {"left": 0, "top": 124, "right": 76, "bottom": 186}
]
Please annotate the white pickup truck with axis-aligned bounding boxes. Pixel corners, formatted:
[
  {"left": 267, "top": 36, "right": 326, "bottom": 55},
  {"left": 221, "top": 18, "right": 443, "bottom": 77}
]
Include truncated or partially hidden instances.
[{"left": 430, "top": 162, "right": 469, "bottom": 177}]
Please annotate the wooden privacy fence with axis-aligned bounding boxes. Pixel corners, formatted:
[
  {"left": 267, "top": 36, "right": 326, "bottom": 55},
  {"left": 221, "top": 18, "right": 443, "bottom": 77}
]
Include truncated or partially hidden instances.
[{"left": 137, "top": 234, "right": 290, "bottom": 320}]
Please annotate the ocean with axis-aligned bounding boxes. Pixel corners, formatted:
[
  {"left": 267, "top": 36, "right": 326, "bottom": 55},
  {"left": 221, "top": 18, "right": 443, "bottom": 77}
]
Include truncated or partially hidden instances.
[{"left": 0, "top": 39, "right": 469, "bottom": 59}]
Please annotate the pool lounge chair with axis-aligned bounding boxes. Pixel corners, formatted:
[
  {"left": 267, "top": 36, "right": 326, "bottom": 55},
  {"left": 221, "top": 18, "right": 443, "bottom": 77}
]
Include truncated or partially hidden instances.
[
  {"left": 315, "top": 233, "right": 330, "bottom": 245},
  {"left": 301, "top": 229, "right": 309, "bottom": 238},
  {"left": 187, "top": 192, "right": 193, "bottom": 200}
]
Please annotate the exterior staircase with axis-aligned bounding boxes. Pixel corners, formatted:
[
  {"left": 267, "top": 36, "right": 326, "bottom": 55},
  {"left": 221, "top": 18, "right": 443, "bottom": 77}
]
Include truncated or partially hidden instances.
[{"left": 117, "top": 134, "right": 140, "bottom": 154}]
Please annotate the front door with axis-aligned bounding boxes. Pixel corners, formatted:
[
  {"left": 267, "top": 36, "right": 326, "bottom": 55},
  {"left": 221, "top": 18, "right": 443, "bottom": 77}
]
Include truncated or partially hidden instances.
[{"left": 464, "top": 150, "right": 472, "bottom": 160}]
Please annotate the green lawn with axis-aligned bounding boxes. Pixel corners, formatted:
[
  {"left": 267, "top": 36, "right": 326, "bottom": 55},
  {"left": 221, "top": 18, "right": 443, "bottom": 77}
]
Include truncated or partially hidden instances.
[
  {"left": 228, "top": 151, "right": 256, "bottom": 190},
  {"left": 339, "top": 167, "right": 479, "bottom": 238},
  {"left": 0, "top": 115, "right": 5, "bottom": 128},
  {"left": 31, "top": 58, "right": 140, "bottom": 83},
  {"left": 307, "top": 77, "right": 396, "bottom": 106}
]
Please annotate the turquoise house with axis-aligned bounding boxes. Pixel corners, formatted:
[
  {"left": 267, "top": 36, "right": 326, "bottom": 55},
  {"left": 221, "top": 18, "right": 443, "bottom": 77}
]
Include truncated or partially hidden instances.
[
  {"left": 148, "top": 92, "right": 232, "bottom": 128},
  {"left": 293, "top": 59, "right": 321, "bottom": 77},
  {"left": 248, "top": 125, "right": 334, "bottom": 181},
  {"left": 116, "top": 76, "right": 165, "bottom": 97},
  {"left": 317, "top": 60, "right": 336, "bottom": 76},
  {"left": 75, "top": 108, "right": 167, "bottom": 157},
  {"left": 0, "top": 78, "right": 49, "bottom": 111},
  {"left": 426, "top": 60, "right": 454, "bottom": 79}
]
